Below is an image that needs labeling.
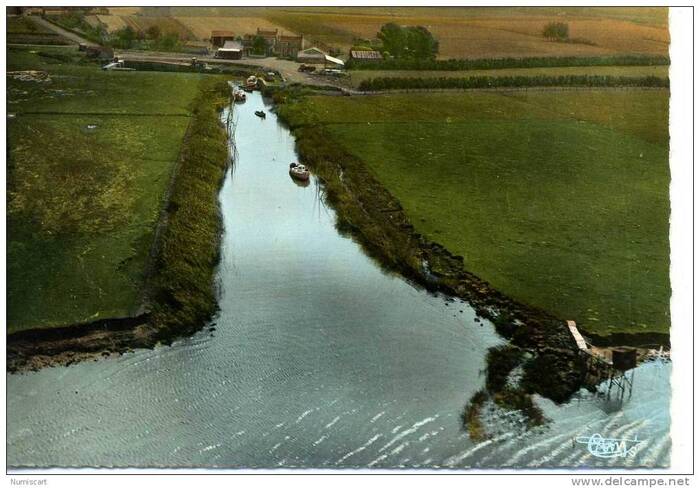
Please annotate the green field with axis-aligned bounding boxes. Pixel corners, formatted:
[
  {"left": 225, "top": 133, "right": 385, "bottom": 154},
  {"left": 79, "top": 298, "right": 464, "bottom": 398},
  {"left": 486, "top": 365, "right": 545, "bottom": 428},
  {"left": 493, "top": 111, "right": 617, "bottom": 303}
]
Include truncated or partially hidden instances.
[
  {"left": 7, "top": 46, "right": 225, "bottom": 332},
  {"left": 7, "top": 15, "right": 70, "bottom": 45},
  {"left": 280, "top": 89, "right": 670, "bottom": 336},
  {"left": 348, "top": 65, "right": 669, "bottom": 89}
]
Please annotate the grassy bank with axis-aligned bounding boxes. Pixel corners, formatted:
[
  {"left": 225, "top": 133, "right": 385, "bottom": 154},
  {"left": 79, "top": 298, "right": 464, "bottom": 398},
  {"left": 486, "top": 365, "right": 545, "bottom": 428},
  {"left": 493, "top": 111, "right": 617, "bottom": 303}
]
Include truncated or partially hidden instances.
[
  {"left": 277, "top": 89, "right": 670, "bottom": 338},
  {"left": 148, "top": 78, "right": 231, "bottom": 338},
  {"left": 7, "top": 46, "right": 228, "bottom": 333}
]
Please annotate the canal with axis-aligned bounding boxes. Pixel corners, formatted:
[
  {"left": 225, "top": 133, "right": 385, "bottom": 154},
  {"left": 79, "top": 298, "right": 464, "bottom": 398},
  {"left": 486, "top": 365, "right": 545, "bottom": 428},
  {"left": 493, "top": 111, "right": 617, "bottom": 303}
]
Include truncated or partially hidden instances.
[{"left": 7, "top": 91, "right": 671, "bottom": 469}]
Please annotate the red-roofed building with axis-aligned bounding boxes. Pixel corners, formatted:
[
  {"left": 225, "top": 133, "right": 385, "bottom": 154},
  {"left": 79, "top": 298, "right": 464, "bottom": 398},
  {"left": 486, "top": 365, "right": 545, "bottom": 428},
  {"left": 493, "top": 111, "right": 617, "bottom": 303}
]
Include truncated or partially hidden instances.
[{"left": 210, "top": 31, "right": 236, "bottom": 48}]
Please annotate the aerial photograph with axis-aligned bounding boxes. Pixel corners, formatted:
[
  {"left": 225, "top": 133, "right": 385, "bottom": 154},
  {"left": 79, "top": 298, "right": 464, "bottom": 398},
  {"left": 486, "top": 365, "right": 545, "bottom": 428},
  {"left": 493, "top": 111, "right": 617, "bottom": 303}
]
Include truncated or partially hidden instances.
[{"left": 5, "top": 4, "right": 686, "bottom": 476}]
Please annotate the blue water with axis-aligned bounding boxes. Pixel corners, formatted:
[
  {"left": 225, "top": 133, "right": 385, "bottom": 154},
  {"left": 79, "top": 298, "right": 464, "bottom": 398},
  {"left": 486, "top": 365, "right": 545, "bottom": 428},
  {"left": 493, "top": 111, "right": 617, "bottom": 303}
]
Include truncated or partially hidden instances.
[{"left": 7, "top": 91, "right": 671, "bottom": 469}]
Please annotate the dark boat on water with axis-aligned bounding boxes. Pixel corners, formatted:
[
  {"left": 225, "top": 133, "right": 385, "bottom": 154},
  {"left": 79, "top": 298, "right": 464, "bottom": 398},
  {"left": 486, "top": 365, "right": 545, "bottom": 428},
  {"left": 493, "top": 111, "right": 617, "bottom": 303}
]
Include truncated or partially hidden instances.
[
  {"left": 255, "top": 110, "right": 266, "bottom": 119},
  {"left": 289, "top": 162, "right": 310, "bottom": 181}
]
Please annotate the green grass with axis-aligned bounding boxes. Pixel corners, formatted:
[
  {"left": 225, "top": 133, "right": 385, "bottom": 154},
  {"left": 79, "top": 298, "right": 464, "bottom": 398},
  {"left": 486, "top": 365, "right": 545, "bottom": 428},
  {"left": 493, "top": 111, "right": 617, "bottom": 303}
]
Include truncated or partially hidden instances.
[
  {"left": 7, "top": 16, "right": 70, "bottom": 45},
  {"left": 280, "top": 90, "right": 670, "bottom": 336},
  {"left": 348, "top": 65, "right": 668, "bottom": 88},
  {"left": 7, "top": 46, "right": 227, "bottom": 333}
]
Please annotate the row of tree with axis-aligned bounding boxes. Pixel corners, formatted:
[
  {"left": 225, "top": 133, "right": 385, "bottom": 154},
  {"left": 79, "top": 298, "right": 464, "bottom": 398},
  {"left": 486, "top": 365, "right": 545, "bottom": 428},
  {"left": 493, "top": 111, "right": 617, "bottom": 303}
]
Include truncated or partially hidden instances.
[
  {"left": 347, "top": 54, "right": 670, "bottom": 71},
  {"left": 357, "top": 75, "right": 670, "bottom": 91},
  {"left": 376, "top": 23, "right": 439, "bottom": 61}
]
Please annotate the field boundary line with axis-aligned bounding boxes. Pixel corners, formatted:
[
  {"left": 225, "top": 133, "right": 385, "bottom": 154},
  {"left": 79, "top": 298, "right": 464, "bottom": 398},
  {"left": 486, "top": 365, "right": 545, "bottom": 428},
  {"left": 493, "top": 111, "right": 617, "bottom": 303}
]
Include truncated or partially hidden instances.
[{"left": 17, "top": 111, "right": 192, "bottom": 117}]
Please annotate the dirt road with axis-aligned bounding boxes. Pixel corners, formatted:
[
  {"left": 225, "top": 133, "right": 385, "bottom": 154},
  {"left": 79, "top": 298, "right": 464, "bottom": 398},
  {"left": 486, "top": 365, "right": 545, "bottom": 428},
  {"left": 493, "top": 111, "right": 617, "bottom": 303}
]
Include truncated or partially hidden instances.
[
  {"left": 115, "top": 50, "right": 349, "bottom": 87},
  {"left": 29, "top": 16, "right": 99, "bottom": 47}
]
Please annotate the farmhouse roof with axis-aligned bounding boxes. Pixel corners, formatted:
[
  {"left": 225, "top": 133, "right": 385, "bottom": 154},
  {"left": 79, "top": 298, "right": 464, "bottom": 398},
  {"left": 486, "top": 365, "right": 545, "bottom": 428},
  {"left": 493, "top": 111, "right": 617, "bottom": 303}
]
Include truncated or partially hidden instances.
[
  {"left": 211, "top": 30, "right": 235, "bottom": 37},
  {"left": 279, "top": 34, "right": 303, "bottom": 41},
  {"left": 220, "top": 40, "right": 243, "bottom": 51},
  {"left": 299, "top": 47, "right": 326, "bottom": 56},
  {"left": 350, "top": 50, "right": 383, "bottom": 60}
]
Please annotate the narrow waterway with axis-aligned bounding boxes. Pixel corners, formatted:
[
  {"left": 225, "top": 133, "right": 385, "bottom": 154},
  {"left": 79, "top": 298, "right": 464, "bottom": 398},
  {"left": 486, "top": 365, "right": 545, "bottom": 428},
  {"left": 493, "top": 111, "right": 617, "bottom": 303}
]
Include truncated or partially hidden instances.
[{"left": 7, "top": 92, "right": 671, "bottom": 469}]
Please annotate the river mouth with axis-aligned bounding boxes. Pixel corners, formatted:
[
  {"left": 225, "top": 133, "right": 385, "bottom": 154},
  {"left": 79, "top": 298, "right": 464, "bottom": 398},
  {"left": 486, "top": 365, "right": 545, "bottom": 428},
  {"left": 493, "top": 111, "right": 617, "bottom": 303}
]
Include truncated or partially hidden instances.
[{"left": 6, "top": 91, "right": 671, "bottom": 469}]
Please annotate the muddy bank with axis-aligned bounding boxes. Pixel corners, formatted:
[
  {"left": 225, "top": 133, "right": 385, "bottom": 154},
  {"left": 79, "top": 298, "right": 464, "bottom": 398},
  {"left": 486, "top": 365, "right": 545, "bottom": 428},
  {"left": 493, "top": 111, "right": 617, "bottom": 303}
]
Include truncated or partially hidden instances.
[
  {"left": 7, "top": 78, "right": 232, "bottom": 373},
  {"left": 7, "top": 315, "right": 158, "bottom": 373}
]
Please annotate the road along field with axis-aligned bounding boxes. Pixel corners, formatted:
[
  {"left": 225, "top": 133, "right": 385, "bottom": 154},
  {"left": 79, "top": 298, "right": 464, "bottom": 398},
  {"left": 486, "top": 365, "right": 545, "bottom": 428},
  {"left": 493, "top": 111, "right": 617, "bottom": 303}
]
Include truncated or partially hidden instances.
[
  {"left": 277, "top": 88, "right": 670, "bottom": 339},
  {"left": 7, "top": 46, "right": 228, "bottom": 334}
]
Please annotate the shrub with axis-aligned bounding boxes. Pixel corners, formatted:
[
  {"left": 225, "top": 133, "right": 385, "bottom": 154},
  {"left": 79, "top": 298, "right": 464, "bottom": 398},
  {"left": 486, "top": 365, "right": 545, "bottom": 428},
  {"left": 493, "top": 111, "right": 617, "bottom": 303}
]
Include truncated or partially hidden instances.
[{"left": 543, "top": 22, "right": 569, "bottom": 41}]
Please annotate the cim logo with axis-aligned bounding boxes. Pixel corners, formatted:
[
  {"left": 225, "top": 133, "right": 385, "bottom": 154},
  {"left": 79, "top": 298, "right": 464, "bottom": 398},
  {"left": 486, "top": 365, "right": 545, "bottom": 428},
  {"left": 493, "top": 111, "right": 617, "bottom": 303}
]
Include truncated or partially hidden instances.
[{"left": 575, "top": 433, "right": 642, "bottom": 459}]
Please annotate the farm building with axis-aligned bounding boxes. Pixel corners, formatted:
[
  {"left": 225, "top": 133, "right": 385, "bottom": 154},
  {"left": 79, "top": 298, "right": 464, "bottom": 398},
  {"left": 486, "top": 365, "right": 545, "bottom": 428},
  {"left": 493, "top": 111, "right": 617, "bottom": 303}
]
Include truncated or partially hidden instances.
[
  {"left": 210, "top": 30, "right": 236, "bottom": 48},
  {"left": 349, "top": 50, "right": 383, "bottom": 62},
  {"left": 297, "top": 47, "right": 328, "bottom": 64},
  {"left": 216, "top": 40, "right": 244, "bottom": 60},
  {"left": 277, "top": 34, "right": 304, "bottom": 58},
  {"left": 256, "top": 28, "right": 279, "bottom": 45}
]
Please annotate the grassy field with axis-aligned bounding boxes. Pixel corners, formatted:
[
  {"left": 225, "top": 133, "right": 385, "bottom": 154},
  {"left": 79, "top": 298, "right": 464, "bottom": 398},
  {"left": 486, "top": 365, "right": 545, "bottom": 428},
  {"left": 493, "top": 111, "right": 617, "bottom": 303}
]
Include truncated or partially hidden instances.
[
  {"left": 94, "top": 7, "right": 668, "bottom": 59},
  {"left": 7, "top": 15, "right": 70, "bottom": 45},
  {"left": 279, "top": 89, "right": 670, "bottom": 336},
  {"left": 7, "top": 46, "right": 226, "bottom": 333},
  {"left": 348, "top": 65, "right": 668, "bottom": 88}
]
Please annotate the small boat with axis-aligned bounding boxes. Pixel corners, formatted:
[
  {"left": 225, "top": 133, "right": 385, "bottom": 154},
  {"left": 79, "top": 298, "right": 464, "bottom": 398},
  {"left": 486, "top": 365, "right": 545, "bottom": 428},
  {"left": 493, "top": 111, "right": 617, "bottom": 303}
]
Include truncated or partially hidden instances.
[
  {"left": 289, "top": 162, "right": 310, "bottom": 181},
  {"left": 245, "top": 75, "right": 258, "bottom": 90},
  {"left": 255, "top": 110, "right": 266, "bottom": 119},
  {"left": 234, "top": 89, "right": 246, "bottom": 102}
]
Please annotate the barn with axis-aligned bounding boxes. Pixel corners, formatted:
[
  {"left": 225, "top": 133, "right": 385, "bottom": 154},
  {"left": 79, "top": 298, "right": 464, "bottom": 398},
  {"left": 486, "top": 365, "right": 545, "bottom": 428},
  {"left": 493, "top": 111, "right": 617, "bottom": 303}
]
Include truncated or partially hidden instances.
[
  {"left": 296, "top": 47, "right": 327, "bottom": 64},
  {"left": 349, "top": 50, "right": 383, "bottom": 62}
]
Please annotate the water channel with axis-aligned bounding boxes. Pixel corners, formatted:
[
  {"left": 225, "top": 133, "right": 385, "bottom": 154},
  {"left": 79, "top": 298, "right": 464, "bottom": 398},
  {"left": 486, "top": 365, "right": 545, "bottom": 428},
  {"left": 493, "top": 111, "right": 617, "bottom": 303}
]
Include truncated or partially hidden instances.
[{"left": 7, "top": 91, "right": 671, "bottom": 469}]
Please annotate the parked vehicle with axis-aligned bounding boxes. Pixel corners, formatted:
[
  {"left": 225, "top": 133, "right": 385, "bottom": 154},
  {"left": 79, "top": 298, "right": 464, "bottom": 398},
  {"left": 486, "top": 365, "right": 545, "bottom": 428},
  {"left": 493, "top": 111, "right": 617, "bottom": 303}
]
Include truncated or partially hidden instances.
[
  {"left": 320, "top": 68, "right": 348, "bottom": 78},
  {"left": 298, "top": 64, "right": 316, "bottom": 73}
]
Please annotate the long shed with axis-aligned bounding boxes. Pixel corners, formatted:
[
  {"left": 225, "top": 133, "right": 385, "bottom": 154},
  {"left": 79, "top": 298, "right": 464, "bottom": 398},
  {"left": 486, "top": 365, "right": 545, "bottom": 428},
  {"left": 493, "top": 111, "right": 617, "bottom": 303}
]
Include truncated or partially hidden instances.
[
  {"left": 297, "top": 47, "right": 327, "bottom": 64},
  {"left": 216, "top": 40, "right": 244, "bottom": 60}
]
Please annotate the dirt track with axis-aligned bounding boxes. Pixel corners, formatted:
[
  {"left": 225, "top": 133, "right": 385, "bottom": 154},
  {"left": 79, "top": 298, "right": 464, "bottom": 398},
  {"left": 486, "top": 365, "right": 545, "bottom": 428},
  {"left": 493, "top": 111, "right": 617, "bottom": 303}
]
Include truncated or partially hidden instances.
[
  {"left": 115, "top": 49, "right": 349, "bottom": 87},
  {"left": 29, "top": 16, "right": 99, "bottom": 46}
]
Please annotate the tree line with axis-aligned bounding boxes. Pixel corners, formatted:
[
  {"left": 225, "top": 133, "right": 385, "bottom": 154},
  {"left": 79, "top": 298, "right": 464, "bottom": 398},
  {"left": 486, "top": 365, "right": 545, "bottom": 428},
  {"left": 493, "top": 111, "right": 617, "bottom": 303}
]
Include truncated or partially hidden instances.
[
  {"left": 357, "top": 75, "right": 670, "bottom": 91},
  {"left": 347, "top": 54, "right": 670, "bottom": 71}
]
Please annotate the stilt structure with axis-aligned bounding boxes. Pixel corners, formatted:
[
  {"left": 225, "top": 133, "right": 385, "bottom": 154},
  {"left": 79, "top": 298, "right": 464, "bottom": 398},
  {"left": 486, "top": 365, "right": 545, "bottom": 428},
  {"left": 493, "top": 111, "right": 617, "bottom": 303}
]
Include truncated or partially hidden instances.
[{"left": 567, "top": 320, "right": 636, "bottom": 402}]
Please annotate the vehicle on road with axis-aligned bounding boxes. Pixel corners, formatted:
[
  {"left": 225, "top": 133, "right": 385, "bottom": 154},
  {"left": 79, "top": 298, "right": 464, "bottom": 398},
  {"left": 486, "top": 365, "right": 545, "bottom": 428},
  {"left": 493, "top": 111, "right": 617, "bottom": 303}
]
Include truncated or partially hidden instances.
[{"left": 298, "top": 64, "right": 316, "bottom": 73}]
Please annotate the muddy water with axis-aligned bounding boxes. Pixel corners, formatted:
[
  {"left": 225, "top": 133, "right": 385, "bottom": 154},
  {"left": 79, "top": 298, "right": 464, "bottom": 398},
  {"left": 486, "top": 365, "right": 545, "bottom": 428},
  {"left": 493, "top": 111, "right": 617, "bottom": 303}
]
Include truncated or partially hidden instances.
[{"left": 7, "top": 92, "right": 670, "bottom": 469}]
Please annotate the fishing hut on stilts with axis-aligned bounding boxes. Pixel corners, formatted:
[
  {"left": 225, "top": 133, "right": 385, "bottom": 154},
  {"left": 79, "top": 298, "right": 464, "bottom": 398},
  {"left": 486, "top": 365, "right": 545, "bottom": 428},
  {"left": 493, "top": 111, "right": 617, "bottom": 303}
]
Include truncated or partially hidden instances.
[{"left": 567, "top": 320, "right": 637, "bottom": 402}]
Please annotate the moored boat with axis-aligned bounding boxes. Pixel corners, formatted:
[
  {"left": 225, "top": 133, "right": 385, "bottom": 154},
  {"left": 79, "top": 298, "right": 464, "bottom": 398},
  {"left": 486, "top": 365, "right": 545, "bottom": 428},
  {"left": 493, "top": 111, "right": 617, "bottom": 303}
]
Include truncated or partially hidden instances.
[
  {"left": 246, "top": 75, "right": 258, "bottom": 90},
  {"left": 289, "top": 162, "right": 310, "bottom": 181},
  {"left": 255, "top": 110, "right": 266, "bottom": 118}
]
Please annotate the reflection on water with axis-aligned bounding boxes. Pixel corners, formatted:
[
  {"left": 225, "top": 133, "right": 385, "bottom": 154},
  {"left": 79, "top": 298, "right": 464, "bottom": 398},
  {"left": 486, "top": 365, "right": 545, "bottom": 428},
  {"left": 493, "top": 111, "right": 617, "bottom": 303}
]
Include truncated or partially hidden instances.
[{"left": 6, "top": 92, "right": 670, "bottom": 469}]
